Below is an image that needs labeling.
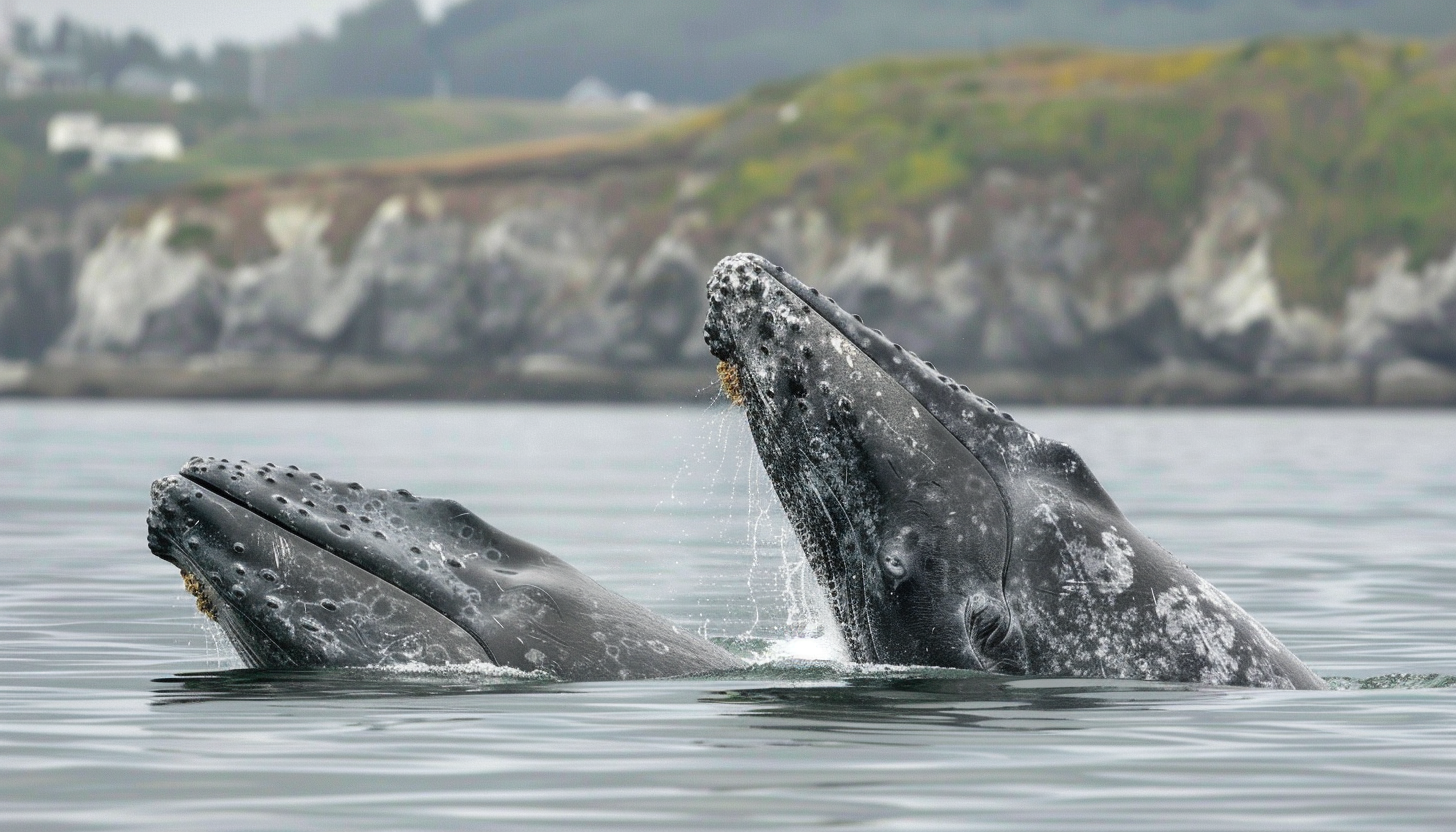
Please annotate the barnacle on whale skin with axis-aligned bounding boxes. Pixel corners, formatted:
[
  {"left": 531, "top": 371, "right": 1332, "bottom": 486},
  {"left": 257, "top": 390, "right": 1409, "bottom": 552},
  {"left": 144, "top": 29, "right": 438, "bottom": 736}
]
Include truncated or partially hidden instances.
[
  {"left": 717, "top": 360, "right": 745, "bottom": 406},
  {"left": 180, "top": 571, "right": 217, "bottom": 621}
]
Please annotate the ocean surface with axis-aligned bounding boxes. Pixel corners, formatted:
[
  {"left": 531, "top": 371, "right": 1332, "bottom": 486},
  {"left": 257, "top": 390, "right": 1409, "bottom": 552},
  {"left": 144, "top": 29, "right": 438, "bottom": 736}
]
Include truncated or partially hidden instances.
[{"left": 1, "top": 401, "right": 1454, "bottom": 830}]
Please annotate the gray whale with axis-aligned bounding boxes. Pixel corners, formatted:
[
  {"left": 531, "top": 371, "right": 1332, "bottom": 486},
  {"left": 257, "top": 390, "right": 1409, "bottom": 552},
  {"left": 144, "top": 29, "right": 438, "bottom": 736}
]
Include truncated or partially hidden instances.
[
  {"left": 704, "top": 252, "right": 1325, "bottom": 690},
  {"left": 147, "top": 459, "right": 743, "bottom": 681}
]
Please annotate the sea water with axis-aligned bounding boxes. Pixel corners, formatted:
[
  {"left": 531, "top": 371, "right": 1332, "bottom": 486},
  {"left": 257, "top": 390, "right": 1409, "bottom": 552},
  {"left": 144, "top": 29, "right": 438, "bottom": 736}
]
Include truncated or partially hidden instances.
[{"left": 0, "top": 401, "right": 1453, "bottom": 830}]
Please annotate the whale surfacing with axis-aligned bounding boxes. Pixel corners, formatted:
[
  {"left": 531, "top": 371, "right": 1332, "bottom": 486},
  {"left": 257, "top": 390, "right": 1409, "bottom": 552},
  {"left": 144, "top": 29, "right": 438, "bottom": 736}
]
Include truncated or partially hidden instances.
[
  {"left": 704, "top": 252, "right": 1325, "bottom": 690},
  {"left": 148, "top": 459, "right": 743, "bottom": 680}
]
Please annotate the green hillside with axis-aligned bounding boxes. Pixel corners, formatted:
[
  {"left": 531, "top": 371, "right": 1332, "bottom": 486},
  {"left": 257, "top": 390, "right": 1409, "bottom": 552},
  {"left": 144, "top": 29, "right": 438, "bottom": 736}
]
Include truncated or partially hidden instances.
[
  {"left": 681, "top": 35, "right": 1456, "bottom": 310},
  {"left": 256, "top": 0, "right": 1456, "bottom": 105},
  {"left": 0, "top": 95, "right": 665, "bottom": 223}
]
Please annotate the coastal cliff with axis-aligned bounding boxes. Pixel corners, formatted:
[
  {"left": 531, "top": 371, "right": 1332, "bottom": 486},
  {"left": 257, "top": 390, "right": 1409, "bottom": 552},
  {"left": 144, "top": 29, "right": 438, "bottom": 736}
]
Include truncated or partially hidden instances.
[{"left": 6, "top": 38, "right": 1456, "bottom": 404}]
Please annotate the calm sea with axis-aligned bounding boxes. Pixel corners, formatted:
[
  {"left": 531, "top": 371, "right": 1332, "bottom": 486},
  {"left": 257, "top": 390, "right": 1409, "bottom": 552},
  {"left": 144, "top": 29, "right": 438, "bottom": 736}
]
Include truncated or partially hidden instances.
[{"left": 1, "top": 401, "right": 1454, "bottom": 830}]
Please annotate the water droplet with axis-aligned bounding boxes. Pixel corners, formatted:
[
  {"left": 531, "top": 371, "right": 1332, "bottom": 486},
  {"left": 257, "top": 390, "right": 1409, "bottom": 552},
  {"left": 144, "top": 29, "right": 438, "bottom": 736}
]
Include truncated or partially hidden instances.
[
  {"left": 320, "top": 599, "right": 338, "bottom": 612},
  {"left": 265, "top": 597, "right": 281, "bottom": 609},
  {"left": 274, "top": 496, "right": 287, "bottom": 504},
  {"left": 445, "top": 557, "right": 463, "bottom": 568},
  {"left": 233, "top": 542, "right": 245, "bottom": 554},
  {"left": 259, "top": 569, "right": 277, "bottom": 582}
]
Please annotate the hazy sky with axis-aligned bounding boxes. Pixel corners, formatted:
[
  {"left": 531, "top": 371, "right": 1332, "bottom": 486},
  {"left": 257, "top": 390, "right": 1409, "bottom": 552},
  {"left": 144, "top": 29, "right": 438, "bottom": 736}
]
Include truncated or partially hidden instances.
[{"left": 10, "top": 0, "right": 453, "bottom": 50}]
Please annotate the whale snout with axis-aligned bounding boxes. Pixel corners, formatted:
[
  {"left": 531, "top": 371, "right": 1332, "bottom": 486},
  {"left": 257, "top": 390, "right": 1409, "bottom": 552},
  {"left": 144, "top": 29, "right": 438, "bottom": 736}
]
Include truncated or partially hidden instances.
[{"left": 146, "top": 462, "right": 492, "bottom": 668}]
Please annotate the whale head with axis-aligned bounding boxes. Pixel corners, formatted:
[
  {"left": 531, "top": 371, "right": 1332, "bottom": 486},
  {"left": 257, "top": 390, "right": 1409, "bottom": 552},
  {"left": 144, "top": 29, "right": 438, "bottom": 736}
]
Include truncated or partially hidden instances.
[
  {"left": 704, "top": 252, "right": 1325, "bottom": 688},
  {"left": 148, "top": 459, "right": 741, "bottom": 679},
  {"left": 704, "top": 253, "right": 1028, "bottom": 672}
]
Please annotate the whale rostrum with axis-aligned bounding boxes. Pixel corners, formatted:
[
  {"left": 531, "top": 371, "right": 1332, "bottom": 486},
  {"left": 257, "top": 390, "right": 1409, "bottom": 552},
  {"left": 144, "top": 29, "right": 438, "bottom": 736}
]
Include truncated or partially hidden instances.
[
  {"left": 147, "top": 458, "right": 744, "bottom": 680},
  {"left": 704, "top": 252, "right": 1326, "bottom": 690}
]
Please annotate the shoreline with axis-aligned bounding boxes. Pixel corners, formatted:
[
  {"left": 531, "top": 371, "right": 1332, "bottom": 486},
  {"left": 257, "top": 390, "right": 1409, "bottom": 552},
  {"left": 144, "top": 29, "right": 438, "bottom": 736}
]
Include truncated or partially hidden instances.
[{"left": 4, "top": 358, "right": 1456, "bottom": 406}]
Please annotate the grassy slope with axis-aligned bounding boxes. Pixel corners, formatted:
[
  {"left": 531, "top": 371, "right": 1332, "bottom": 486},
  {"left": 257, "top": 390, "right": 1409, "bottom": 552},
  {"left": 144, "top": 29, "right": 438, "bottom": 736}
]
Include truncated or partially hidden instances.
[
  {"left": 180, "top": 99, "right": 666, "bottom": 175},
  {"left": 0, "top": 95, "right": 664, "bottom": 223},
  {"left": 440, "top": 0, "right": 1456, "bottom": 101},
  {"left": 682, "top": 35, "right": 1456, "bottom": 311}
]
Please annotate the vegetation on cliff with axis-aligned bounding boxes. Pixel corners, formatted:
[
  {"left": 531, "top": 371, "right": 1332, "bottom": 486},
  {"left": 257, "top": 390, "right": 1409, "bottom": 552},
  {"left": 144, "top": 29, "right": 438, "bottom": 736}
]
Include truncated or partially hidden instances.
[
  {"left": 101, "top": 33, "right": 1456, "bottom": 318},
  {"left": 690, "top": 35, "right": 1456, "bottom": 311}
]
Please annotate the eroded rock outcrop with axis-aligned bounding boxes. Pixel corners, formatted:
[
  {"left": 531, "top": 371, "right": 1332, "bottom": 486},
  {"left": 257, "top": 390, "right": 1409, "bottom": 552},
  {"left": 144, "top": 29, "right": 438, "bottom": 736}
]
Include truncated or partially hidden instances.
[{"left": 7, "top": 154, "right": 1456, "bottom": 403}]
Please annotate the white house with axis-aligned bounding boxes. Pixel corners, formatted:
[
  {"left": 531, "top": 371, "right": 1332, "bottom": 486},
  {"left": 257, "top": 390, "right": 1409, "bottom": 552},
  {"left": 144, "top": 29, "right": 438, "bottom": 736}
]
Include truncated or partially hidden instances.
[
  {"left": 46, "top": 112, "right": 101, "bottom": 153},
  {"left": 46, "top": 112, "right": 183, "bottom": 171}
]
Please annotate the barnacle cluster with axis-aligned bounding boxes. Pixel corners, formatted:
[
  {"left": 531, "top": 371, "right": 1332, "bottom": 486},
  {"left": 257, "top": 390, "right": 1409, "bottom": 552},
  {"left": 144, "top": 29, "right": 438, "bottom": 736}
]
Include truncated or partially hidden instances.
[
  {"left": 180, "top": 571, "right": 217, "bottom": 621},
  {"left": 716, "top": 360, "right": 745, "bottom": 406}
]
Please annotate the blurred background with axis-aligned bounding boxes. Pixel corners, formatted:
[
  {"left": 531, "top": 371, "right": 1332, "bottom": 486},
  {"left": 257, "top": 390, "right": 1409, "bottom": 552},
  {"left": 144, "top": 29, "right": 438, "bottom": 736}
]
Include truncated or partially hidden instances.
[{"left": 1, "top": 0, "right": 1456, "bottom": 404}]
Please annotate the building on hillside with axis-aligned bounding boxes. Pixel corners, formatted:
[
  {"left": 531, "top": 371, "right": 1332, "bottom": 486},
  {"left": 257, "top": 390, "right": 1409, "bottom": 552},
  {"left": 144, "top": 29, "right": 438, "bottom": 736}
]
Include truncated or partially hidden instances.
[
  {"left": 46, "top": 111, "right": 100, "bottom": 153},
  {"left": 564, "top": 76, "right": 617, "bottom": 107},
  {"left": 46, "top": 112, "right": 183, "bottom": 172},
  {"left": 564, "top": 76, "right": 656, "bottom": 111},
  {"left": 113, "top": 64, "right": 197, "bottom": 102},
  {"left": 2, "top": 50, "right": 85, "bottom": 96}
]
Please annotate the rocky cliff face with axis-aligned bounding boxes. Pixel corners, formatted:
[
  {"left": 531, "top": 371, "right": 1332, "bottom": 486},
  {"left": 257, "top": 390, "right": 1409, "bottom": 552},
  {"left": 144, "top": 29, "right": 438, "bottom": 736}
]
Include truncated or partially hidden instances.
[{"left": 5, "top": 148, "right": 1456, "bottom": 403}]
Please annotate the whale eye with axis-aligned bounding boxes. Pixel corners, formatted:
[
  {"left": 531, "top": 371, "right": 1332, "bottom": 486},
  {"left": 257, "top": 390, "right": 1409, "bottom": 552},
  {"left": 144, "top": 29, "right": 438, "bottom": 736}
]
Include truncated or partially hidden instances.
[
  {"left": 880, "top": 553, "right": 907, "bottom": 580},
  {"left": 484, "top": 548, "right": 502, "bottom": 562}
]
